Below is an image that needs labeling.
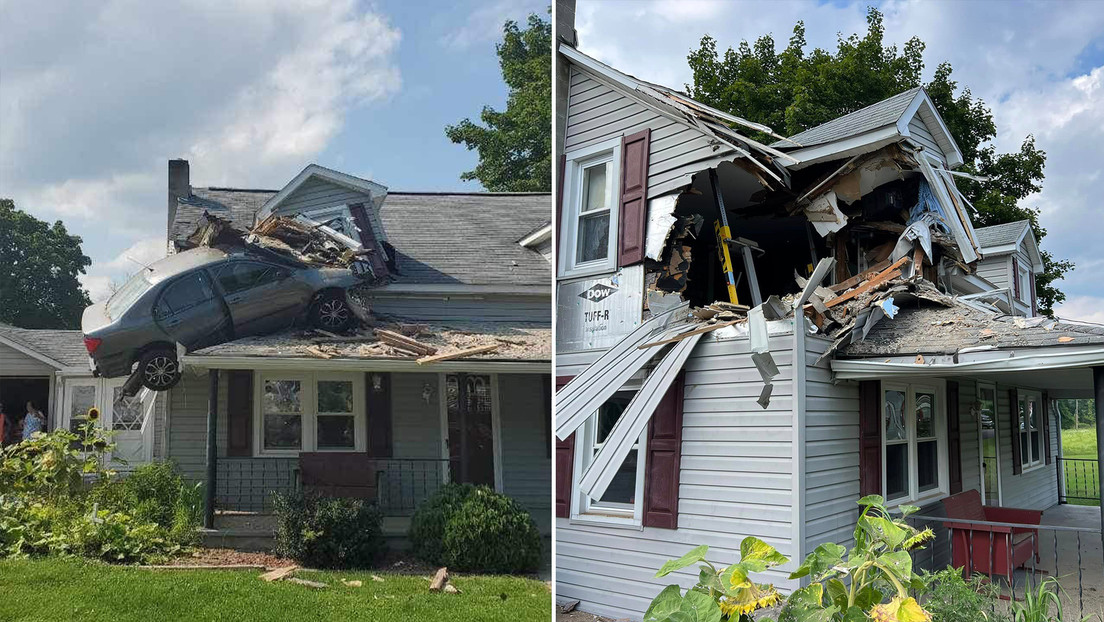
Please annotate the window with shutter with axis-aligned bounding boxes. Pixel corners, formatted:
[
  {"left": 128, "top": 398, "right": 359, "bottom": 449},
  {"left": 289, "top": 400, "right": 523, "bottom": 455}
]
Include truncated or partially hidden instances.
[
  {"left": 555, "top": 376, "right": 574, "bottom": 518},
  {"left": 618, "top": 129, "right": 650, "bottom": 267},
  {"left": 642, "top": 372, "right": 683, "bottom": 529}
]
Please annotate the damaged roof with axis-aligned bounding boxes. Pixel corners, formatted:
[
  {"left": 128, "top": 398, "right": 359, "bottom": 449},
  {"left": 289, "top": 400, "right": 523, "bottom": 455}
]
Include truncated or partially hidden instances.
[
  {"left": 773, "top": 88, "right": 921, "bottom": 149},
  {"left": 838, "top": 302, "right": 1104, "bottom": 357},
  {"left": 187, "top": 322, "right": 550, "bottom": 362},
  {"left": 172, "top": 188, "right": 550, "bottom": 287},
  {"left": 0, "top": 323, "right": 88, "bottom": 368}
]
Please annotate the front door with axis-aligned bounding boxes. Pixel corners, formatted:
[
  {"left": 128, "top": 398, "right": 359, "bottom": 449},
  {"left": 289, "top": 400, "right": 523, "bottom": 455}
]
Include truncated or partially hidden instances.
[
  {"left": 977, "top": 383, "right": 1001, "bottom": 506},
  {"left": 446, "top": 373, "right": 495, "bottom": 487}
]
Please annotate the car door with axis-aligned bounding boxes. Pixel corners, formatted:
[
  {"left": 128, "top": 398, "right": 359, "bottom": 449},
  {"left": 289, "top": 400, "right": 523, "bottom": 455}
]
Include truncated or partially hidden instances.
[
  {"left": 153, "top": 270, "right": 232, "bottom": 351},
  {"left": 213, "top": 260, "right": 312, "bottom": 336}
]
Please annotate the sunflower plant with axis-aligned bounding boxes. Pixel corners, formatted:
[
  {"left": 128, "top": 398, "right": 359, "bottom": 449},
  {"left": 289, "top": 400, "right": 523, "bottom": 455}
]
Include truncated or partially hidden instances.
[
  {"left": 779, "top": 495, "right": 934, "bottom": 622},
  {"left": 644, "top": 537, "right": 788, "bottom": 622}
]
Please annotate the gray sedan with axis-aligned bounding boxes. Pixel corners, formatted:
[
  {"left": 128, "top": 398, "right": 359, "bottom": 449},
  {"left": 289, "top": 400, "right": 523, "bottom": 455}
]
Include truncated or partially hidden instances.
[{"left": 82, "top": 247, "right": 359, "bottom": 391}]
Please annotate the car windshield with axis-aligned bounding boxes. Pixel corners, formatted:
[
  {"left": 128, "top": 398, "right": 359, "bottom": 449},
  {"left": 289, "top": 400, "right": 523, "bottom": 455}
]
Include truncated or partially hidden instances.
[{"left": 105, "top": 271, "right": 153, "bottom": 319}]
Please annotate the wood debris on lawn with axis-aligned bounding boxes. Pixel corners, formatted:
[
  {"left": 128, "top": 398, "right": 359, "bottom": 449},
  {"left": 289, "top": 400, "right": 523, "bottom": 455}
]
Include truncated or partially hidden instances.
[
  {"left": 341, "top": 579, "right": 363, "bottom": 587},
  {"left": 259, "top": 565, "right": 300, "bottom": 582},
  {"left": 286, "top": 577, "right": 328, "bottom": 589},
  {"left": 429, "top": 567, "right": 449, "bottom": 592}
]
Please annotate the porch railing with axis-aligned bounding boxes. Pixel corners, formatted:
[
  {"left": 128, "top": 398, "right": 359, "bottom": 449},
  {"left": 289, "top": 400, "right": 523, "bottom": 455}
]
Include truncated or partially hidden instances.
[
  {"left": 215, "top": 457, "right": 449, "bottom": 515},
  {"left": 1058, "top": 457, "right": 1100, "bottom": 505},
  {"left": 907, "top": 513, "right": 1101, "bottom": 619}
]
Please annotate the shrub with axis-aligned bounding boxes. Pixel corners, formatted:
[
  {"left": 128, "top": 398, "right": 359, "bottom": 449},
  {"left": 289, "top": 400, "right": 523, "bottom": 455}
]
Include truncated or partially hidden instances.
[
  {"left": 410, "top": 484, "right": 542, "bottom": 574},
  {"left": 0, "top": 426, "right": 199, "bottom": 563},
  {"left": 409, "top": 483, "right": 478, "bottom": 563},
  {"left": 273, "top": 493, "right": 386, "bottom": 569},
  {"left": 921, "top": 567, "right": 1011, "bottom": 622}
]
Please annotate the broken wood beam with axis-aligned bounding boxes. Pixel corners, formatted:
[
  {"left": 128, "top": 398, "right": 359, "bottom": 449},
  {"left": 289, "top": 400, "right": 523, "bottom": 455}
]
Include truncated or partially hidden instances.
[
  {"left": 259, "top": 565, "right": 299, "bottom": 582},
  {"left": 827, "top": 258, "right": 892, "bottom": 293},
  {"left": 375, "top": 329, "right": 437, "bottom": 355},
  {"left": 824, "top": 256, "right": 910, "bottom": 309},
  {"left": 429, "top": 567, "right": 449, "bottom": 592},
  {"left": 304, "top": 346, "right": 334, "bottom": 359},
  {"left": 638, "top": 320, "right": 739, "bottom": 349},
  {"left": 416, "top": 344, "right": 499, "bottom": 365}
]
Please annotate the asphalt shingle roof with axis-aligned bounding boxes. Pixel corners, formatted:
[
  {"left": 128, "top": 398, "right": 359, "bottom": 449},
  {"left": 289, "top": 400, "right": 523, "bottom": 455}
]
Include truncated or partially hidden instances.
[
  {"left": 772, "top": 87, "right": 921, "bottom": 149},
  {"left": 974, "top": 220, "right": 1030, "bottom": 250},
  {"left": 0, "top": 324, "right": 88, "bottom": 367},
  {"left": 839, "top": 302, "right": 1104, "bottom": 357},
  {"left": 172, "top": 188, "right": 550, "bottom": 287}
]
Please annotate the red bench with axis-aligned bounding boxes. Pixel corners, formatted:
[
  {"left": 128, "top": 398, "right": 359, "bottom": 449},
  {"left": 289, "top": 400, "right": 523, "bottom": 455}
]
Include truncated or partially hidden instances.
[{"left": 941, "top": 489, "right": 1042, "bottom": 581}]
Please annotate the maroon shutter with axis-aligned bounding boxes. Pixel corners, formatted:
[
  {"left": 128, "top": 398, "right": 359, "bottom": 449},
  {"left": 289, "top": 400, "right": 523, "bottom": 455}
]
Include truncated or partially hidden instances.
[
  {"left": 543, "top": 375, "right": 552, "bottom": 458},
  {"left": 858, "top": 380, "right": 882, "bottom": 497},
  {"left": 618, "top": 129, "right": 650, "bottom": 267},
  {"left": 555, "top": 154, "right": 566, "bottom": 272},
  {"left": 226, "top": 370, "right": 253, "bottom": 457},
  {"left": 348, "top": 202, "right": 390, "bottom": 280},
  {"left": 643, "top": 373, "right": 685, "bottom": 529},
  {"left": 366, "top": 372, "right": 393, "bottom": 458},
  {"left": 1012, "top": 256, "right": 1021, "bottom": 300},
  {"left": 1030, "top": 271, "right": 1037, "bottom": 316},
  {"left": 1011, "top": 388, "right": 1023, "bottom": 475},
  {"left": 947, "top": 381, "right": 962, "bottom": 494},
  {"left": 555, "top": 376, "right": 575, "bottom": 519},
  {"left": 1042, "top": 391, "right": 1052, "bottom": 465}
]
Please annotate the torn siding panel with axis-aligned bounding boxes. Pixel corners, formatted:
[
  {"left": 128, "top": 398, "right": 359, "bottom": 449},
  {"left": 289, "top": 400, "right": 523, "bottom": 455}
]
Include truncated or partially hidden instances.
[
  {"left": 555, "top": 331, "right": 798, "bottom": 620},
  {"left": 565, "top": 68, "right": 735, "bottom": 201},
  {"left": 802, "top": 336, "right": 861, "bottom": 553}
]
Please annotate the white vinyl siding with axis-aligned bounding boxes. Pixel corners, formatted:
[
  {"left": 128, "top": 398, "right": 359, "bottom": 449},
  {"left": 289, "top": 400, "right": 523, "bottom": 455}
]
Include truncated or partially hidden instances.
[
  {"left": 273, "top": 176, "right": 386, "bottom": 242},
  {"left": 907, "top": 116, "right": 944, "bottom": 160},
  {"left": 555, "top": 331, "right": 797, "bottom": 620},
  {"left": 0, "top": 341, "right": 55, "bottom": 375},
  {"left": 565, "top": 67, "right": 738, "bottom": 199}
]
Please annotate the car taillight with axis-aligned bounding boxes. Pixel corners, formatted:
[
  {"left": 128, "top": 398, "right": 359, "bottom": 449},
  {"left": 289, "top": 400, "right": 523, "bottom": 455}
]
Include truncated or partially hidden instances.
[{"left": 84, "top": 336, "right": 101, "bottom": 354}]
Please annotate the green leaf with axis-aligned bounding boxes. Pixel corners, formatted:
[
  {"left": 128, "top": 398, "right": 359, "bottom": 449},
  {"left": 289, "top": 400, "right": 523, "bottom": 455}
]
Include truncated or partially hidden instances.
[
  {"left": 825, "top": 578, "right": 849, "bottom": 610},
  {"left": 876, "top": 550, "right": 914, "bottom": 585},
  {"left": 857, "top": 495, "right": 885, "bottom": 507},
  {"left": 680, "top": 589, "right": 722, "bottom": 622},
  {"left": 740, "top": 536, "right": 788, "bottom": 566},
  {"left": 842, "top": 606, "right": 868, "bottom": 622},
  {"left": 853, "top": 584, "right": 884, "bottom": 611},
  {"left": 788, "top": 542, "right": 845, "bottom": 580},
  {"left": 644, "top": 585, "right": 686, "bottom": 622},
  {"left": 698, "top": 565, "right": 724, "bottom": 594},
  {"left": 897, "top": 504, "right": 920, "bottom": 518},
  {"left": 657, "top": 545, "right": 710, "bottom": 578},
  {"left": 864, "top": 516, "right": 907, "bottom": 549}
]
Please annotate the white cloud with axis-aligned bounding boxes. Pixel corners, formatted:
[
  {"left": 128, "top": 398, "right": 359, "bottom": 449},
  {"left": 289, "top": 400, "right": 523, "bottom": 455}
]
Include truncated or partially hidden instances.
[
  {"left": 440, "top": 0, "right": 537, "bottom": 50},
  {"left": 1055, "top": 296, "right": 1104, "bottom": 326},
  {"left": 80, "top": 274, "right": 114, "bottom": 305},
  {"left": 104, "top": 236, "right": 167, "bottom": 271}
]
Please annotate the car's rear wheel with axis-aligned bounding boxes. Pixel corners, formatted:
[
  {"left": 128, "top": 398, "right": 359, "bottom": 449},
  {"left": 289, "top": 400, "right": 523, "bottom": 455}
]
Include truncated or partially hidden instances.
[
  {"left": 138, "top": 348, "right": 181, "bottom": 391},
  {"left": 312, "top": 292, "right": 353, "bottom": 332}
]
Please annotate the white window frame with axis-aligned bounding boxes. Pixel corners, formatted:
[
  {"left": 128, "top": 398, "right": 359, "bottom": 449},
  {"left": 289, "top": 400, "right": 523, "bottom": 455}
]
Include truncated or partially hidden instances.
[
  {"left": 881, "top": 381, "right": 949, "bottom": 506},
  {"left": 1018, "top": 265, "right": 1031, "bottom": 304},
  {"left": 571, "top": 390, "right": 647, "bottom": 528},
  {"left": 559, "top": 137, "right": 622, "bottom": 279},
  {"left": 1018, "top": 390, "right": 1044, "bottom": 472},
  {"left": 254, "top": 371, "right": 365, "bottom": 457},
  {"left": 976, "top": 381, "right": 1002, "bottom": 506}
]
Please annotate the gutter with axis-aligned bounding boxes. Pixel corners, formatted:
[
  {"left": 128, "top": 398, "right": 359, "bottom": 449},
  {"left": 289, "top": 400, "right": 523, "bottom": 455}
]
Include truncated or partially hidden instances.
[
  {"left": 831, "top": 345, "right": 1104, "bottom": 379},
  {"left": 180, "top": 354, "right": 549, "bottom": 374},
  {"left": 366, "top": 284, "right": 550, "bottom": 297}
]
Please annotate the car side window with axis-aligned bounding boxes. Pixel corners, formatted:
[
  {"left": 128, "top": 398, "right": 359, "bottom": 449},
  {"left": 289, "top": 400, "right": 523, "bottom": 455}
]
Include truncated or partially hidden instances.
[
  {"left": 215, "top": 262, "right": 283, "bottom": 295},
  {"left": 155, "top": 271, "right": 216, "bottom": 319}
]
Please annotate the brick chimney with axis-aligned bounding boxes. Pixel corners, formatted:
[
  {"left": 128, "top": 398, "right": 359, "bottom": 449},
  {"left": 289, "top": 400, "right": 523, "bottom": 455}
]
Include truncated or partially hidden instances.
[{"left": 168, "top": 159, "right": 190, "bottom": 241}]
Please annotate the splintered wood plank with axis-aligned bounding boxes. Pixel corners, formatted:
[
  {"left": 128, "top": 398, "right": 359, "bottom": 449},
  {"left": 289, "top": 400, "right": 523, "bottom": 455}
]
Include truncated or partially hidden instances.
[
  {"left": 637, "top": 320, "right": 739, "bottom": 349},
  {"left": 824, "top": 256, "right": 911, "bottom": 309},
  {"left": 828, "top": 259, "right": 892, "bottom": 293},
  {"left": 259, "top": 565, "right": 299, "bottom": 582},
  {"left": 416, "top": 344, "right": 499, "bottom": 364}
]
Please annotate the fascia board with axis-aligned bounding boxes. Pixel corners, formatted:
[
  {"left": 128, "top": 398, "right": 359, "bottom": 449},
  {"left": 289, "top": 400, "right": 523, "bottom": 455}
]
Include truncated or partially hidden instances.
[
  {"left": 783, "top": 126, "right": 901, "bottom": 170},
  {"left": 180, "top": 355, "right": 549, "bottom": 374},
  {"left": 832, "top": 345, "right": 1104, "bottom": 379}
]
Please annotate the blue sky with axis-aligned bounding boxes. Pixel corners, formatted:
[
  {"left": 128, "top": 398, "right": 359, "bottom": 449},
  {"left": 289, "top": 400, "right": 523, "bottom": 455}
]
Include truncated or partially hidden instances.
[
  {"left": 0, "top": 0, "right": 546, "bottom": 302},
  {"left": 575, "top": 0, "right": 1104, "bottom": 322}
]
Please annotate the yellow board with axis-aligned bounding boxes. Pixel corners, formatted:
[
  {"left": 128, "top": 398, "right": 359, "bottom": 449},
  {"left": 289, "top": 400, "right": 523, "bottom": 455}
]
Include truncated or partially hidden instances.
[{"left": 714, "top": 220, "right": 739, "bottom": 305}]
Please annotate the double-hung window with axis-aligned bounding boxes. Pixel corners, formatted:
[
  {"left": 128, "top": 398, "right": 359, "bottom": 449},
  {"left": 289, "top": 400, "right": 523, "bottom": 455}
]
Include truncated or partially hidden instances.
[
  {"left": 560, "top": 138, "right": 621, "bottom": 277},
  {"left": 257, "top": 372, "right": 364, "bottom": 456},
  {"left": 882, "top": 382, "right": 947, "bottom": 504},
  {"left": 1018, "top": 391, "right": 1043, "bottom": 470},
  {"left": 573, "top": 392, "right": 646, "bottom": 524}
]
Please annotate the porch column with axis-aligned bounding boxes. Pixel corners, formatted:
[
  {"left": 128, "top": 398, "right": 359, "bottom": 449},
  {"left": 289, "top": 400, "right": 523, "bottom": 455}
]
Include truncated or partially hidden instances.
[
  {"left": 204, "top": 369, "right": 219, "bottom": 529},
  {"left": 1095, "top": 367, "right": 1104, "bottom": 567}
]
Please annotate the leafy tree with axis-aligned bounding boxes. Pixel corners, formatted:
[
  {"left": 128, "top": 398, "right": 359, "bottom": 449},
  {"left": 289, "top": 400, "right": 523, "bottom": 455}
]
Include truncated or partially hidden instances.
[
  {"left": 0, "top": 199, "right": 92, "bottom": 329},
  {"left": 686, "top": 8, "right": 1071, "bottom": 315},
  {"left": 446, "top": 12, "right": 551, "bottom": 192}
]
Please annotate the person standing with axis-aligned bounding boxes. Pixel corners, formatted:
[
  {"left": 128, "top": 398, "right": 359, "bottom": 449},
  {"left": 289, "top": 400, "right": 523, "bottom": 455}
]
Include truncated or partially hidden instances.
[
  {"left": 0, "top": 404, "right": 8, "bottom": 446},
  {"left": 22, "top": 401, "right": 45, "bottom": 440}
]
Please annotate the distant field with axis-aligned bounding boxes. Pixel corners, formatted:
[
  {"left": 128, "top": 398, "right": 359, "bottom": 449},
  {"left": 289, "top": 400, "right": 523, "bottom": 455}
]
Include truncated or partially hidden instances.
[{"left": 1061, "top": 427, "right": 1100, "bottom": 506}]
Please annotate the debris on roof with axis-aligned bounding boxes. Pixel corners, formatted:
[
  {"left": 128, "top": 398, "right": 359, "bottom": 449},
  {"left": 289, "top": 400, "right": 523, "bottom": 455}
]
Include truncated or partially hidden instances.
[{"left": 180, "top": 211, "right": 388, "bottom": 283}]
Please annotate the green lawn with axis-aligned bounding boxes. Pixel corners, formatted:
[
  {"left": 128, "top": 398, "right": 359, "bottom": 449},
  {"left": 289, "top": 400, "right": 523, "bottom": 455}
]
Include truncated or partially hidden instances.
[
  {"left": 0, "top": 558, "right": 551, "bottom": 622},
  {"left": 1061, "top": 427, "right": 1100, "bottom": 507}
]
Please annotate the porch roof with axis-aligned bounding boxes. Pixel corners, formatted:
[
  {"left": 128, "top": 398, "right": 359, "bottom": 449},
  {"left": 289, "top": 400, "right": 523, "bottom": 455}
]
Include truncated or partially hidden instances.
[
  {"left": 182, "top": 322, "right": 550, "bottom": 367},
  {"left": 0, "top": 323, "right": 88, "bottom": 368}
]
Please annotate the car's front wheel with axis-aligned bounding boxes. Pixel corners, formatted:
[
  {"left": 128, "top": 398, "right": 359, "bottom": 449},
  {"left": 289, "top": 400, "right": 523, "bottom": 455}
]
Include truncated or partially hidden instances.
[
  {"left": 138, "top": 348, "right": 181, "bottom": 391},
  {"left": 311, "top": 292, "right": 353, "bottom": 332}
]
